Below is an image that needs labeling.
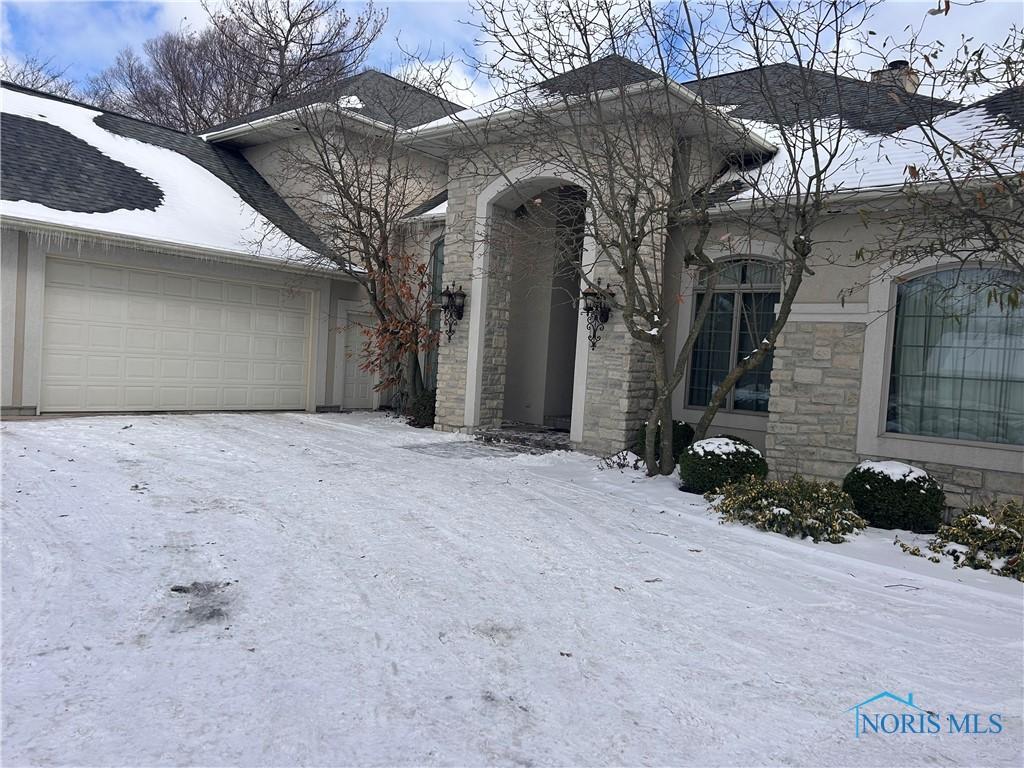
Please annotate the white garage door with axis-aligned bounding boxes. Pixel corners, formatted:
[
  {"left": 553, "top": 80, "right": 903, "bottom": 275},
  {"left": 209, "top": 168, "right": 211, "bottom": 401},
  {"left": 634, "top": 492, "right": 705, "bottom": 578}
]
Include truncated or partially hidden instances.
[{"left": 41, "top": 259, "right": 312, "bottom": 412}]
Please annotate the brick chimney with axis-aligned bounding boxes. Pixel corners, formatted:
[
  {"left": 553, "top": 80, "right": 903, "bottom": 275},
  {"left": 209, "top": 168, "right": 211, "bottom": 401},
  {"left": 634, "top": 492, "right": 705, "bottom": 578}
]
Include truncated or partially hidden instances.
[{"left": 870, "top": 60, "right": 920, "bottom": 94}]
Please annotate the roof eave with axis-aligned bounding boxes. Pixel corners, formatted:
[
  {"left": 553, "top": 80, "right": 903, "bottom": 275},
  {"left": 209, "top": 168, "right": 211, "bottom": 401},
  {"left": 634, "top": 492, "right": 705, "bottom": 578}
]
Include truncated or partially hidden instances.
[{"left": 0, "top": 215, "right": 351, "bottom": 278}]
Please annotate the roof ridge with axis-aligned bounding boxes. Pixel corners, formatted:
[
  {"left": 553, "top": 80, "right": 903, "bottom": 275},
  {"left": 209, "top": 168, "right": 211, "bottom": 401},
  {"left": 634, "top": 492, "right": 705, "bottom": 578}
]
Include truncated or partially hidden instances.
[{"left": 682, "top": 62, "right": 959, "bottom": 109}]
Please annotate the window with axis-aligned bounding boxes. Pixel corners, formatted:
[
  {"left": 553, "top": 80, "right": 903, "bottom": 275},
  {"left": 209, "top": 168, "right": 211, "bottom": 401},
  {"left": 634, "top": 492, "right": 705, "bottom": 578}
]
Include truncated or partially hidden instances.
[
  {"left": 688, "top": 259, "right": 780, "bottom": 413},
  {"left": 887, "top": 267, "right": 1024, "bottom": 445},
  {"left": 424, "top": 237, "right": 445, "bottom": 391}
]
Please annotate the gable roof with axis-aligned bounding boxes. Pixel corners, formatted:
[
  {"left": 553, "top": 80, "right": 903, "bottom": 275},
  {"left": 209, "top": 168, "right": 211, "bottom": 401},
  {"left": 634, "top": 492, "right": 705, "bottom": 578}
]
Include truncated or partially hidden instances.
[
  {"left": 683, "top": 62, "right": 959, "bottom": 135},
  {"left": 202, "top": 69, "right": 464, "bottom": 136},
  {"left": 0, "top": 81, "right": 324, "bottom": 261},
  {"left": 537, "top": 54, "right": 664, "bottom": 96}
]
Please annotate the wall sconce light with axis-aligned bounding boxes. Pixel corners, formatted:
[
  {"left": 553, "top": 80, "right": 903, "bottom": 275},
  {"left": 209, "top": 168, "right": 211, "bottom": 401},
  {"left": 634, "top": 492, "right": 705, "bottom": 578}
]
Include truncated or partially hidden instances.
[
  {"left": 580, "top": 278, "right": 613, "bottom": 349},
  {"left": 440, "top": 283, "right": 466, "bottom": 341}
]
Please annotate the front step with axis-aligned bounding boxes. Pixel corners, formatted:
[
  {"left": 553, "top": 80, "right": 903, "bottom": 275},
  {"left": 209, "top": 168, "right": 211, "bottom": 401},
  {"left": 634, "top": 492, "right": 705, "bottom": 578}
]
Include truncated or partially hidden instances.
[{"left": 475, "top": 423, "right": 572, "bottom": 453}]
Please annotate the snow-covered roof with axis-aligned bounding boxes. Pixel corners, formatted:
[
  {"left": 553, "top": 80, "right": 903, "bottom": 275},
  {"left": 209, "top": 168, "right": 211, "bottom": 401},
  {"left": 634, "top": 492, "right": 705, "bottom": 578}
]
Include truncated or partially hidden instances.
[
  {"left": 707, "top": 85, "right": 1023, "bottom": 206},
  {"left": 0, "top": 83, "right": 323, "bottom": 262},
  {"left": 402, "top": 190, "right": 449, "bottom": 221}
]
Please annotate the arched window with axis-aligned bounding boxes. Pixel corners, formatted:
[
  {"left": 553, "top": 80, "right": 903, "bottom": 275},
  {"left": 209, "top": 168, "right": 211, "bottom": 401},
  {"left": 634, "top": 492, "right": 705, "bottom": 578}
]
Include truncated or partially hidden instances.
[
  {"left": 688, "top": 259, "right": 780, "bottom": 413},
  {"left": 424, "top": 237, "right": 445, "bottom": 391},
  {"left": 887, "top": 267, "right": 1023, "bottom": 445}
]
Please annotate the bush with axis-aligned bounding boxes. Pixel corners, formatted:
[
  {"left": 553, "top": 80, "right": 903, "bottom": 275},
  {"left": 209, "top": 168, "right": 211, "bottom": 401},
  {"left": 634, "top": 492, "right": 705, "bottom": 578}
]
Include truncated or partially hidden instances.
[
  {"left": 842, "top": 460, "right": 944, "bottom": 533},
  {"left": 922, "top": 500, "right": 1023, "bottom": 580},
  {"left": 630, "top": 420, "right": 694, "bottom": 464},
  {"left": 405, "top": 389, "right": 436, "bottom": 428},
  {"left": 678, "top": 436, "right": 768, "bottom": 494},
  {"left": 709, "top": 475, "right": 866, "bottom": 543}
]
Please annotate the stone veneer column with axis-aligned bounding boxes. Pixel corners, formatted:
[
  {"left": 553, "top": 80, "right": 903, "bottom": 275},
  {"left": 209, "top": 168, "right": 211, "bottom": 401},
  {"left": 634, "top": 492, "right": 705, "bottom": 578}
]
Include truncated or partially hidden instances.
[
  {"left": 432, "top": 167, "right": 477, "bottom": 432},
  {"left": 765, "top": 321, "right": 865, "bottom": 481}
]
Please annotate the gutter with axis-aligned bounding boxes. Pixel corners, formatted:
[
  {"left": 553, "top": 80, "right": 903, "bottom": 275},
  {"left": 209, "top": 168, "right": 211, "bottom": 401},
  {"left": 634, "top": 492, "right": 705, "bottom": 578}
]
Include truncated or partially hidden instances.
[
  {"left": 201, "top": 102, "right": 395, "bottom": 143},
  {"left": 0, "top": 215, "right": 352, "bottom": 280},
  {"left": 401, "top": 78, "right": 778, "bottom": 156}
]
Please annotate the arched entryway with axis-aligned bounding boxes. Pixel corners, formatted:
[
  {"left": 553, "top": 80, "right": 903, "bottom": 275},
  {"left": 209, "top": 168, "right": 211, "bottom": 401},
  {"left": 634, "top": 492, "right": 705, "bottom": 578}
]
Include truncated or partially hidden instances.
[
  {"left": 501, "top": 185, "right": 585, "bottom": 430},
  {"left": 463, "top": 168, "right": 595, "bottom": 443}
]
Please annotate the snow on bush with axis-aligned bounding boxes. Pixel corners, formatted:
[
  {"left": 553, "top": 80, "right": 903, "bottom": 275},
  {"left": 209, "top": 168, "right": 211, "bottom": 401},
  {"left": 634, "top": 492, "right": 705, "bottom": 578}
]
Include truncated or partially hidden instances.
[
  {"left": 898, "top": 499, "right": 1024, "bottom": 581},
  {"left": 709, "top": 475, "right": 866, "bottom": 543},
  {"left": 842, "top": 460, "right": 945, "bottom": 532},
  {"left": 679, "top": 436, "right": 768, "bottom": 494}
]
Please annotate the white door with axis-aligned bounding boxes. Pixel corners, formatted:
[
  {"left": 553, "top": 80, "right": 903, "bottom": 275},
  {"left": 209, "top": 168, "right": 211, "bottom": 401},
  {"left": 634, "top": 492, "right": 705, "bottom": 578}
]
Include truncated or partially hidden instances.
[
  {"left": 41, "top": 259, "right": 312, "bottom": 412},
  {"left": 342, "top": 314, "right": 374, "bottom": 409}
]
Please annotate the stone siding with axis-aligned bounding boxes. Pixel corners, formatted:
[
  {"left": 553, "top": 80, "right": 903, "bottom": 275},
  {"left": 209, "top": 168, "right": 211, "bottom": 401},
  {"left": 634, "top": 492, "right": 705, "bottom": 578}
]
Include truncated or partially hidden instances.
[{"left": 767, "top": 320, "right": 1023, "bottom": 508}]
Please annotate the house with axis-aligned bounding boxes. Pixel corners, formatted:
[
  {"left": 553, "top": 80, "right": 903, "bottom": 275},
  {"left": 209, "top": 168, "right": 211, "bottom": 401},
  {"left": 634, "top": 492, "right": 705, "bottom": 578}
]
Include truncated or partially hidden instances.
[
  {"left": 0, "top": 74, "right": 454, "bottom": 416},
  {"left": 2, "top": 57, "right": 1020, "bottom": 503}
]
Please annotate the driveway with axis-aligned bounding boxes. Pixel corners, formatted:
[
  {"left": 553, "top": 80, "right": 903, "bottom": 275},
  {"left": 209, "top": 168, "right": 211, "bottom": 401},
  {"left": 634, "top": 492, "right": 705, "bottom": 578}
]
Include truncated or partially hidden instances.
[{"left": 2, "top": 412, "right": 1021, "bottom": 766}]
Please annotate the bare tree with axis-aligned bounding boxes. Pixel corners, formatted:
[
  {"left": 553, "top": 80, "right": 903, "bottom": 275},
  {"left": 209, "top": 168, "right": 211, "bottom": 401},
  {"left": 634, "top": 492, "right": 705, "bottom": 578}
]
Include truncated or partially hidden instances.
[
  {"left": 854, "top": 15, "right": 1024, "bottom": 304},
  {"left": 1, "top": 54, "right": 77, "bottom": 98},
  {"left": 87, "top": 0, "right": 385, "bottom": 132},
  {"left": 258, "top": 68, "right": 458, "bottom": 407},
  {"left": 453, "top": 0, "right": 883, "bottom": 474}
]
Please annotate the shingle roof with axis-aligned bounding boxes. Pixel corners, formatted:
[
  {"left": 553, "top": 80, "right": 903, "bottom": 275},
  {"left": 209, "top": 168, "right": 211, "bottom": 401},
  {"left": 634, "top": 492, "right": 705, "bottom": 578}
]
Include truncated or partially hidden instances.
[
  {"left": 92, "top": 111, "right": 325, "bottom": 253},
  {"left": 0, "top": 81, "right": 326, "bottom": 258},
  {"left": 403, "top": 189, "right": 448, "bottom": 219},
  {"left": 2, "top": 112, "right": 165, "bottom": 213},
  {"left": 204, "top": 69, "right": 464, "bottom": 134},
  {"left": 682, "top": 63, "right": 959, "bottom": 135},
  {"left": 537, "top": 54, "right": 664, "bottom": 96}
]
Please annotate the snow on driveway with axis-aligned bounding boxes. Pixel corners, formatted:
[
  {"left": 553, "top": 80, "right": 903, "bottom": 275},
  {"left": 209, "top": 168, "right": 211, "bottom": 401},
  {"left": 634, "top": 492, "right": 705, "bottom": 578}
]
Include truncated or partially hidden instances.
[{"left": 2, "top": 413, "right": 1021, "bottom": 766}]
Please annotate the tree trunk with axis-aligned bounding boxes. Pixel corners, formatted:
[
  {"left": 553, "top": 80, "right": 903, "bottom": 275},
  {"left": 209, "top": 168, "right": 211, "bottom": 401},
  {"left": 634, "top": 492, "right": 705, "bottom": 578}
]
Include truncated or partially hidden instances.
[
  {"left": 658, "top": 395, "right": 674, "bottom": 475},
  {"left": 401, "top": 350, "right": 424, "bottom": 411}
]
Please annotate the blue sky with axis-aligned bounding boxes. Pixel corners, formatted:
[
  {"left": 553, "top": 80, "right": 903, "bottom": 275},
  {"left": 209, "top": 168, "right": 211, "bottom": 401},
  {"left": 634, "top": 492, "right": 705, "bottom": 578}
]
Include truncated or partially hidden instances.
[{"left": 2, "top": 1, "right": 1021, "bottom": 101}]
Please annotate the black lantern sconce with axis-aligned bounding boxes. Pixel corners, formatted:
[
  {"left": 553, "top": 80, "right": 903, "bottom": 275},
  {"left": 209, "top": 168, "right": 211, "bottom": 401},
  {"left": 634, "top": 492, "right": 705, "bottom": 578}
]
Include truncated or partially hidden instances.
[
  {"left": 580, "top": 278, "right": 613, "bottom": 349},
  {"left": 440, "top": 283, "right": 467, "bottom": 341}
]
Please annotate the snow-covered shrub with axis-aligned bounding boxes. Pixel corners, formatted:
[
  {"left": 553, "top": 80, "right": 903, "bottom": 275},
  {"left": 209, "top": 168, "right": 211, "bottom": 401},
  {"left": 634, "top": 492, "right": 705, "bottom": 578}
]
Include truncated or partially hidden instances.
[
  {"left": 630, "top": 420, "right": 694, "bottom": 465},
  {"left": 842, "top": 460, "right": 944, "bottom": 533},
  {"left": 709, "top": 475, "right": 866, "bottom": 543},
  {"left": 406, "top": 389, "right": 436, "bottom": 428},
  {"left": 917, "top": 500, "right": 1023, "bottom": 580},
  {"left": 678, "top": 436, "right": 768, "bottom": 493}
]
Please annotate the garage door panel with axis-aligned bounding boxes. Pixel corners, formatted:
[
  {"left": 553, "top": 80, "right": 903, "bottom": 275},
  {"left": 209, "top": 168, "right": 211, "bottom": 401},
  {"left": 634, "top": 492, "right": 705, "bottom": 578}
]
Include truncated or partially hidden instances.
[
  {"left": 157, "top": 387, "right": 188, "bottom": 408},
  {"left": 86, "top": 356, "right": 122, "bottom": 378},
  {"left": 42, "top": 259, "right": 311, "bottom": 412},
  {"left": 279, "top": 339, "right": 306, "bottom": 361},
  {"left": 125, "top": 328, "right": 159, "bottom": 351},
  {"left": 127, "top": 270, "right": 160, "bottom": 293},
  {"left": 163, "top": 302, "right": 192, "bottom": 326},
  {"left": 88, "top": 293, "right": 124, "bottom": 320},
  {"left": 225, "top": 310, "right": 253, "bottom": 331},
  {"left": 44, "top": 321, "right": 86, "bottom": 347},
  {"left": 43, "top": 353, "right": 83, "bottom": 377},
  {"left": 84, "top": 385, "right": 120, "bottom": 409},
  {"left": 46, "top": 289, "right": 87, "bottom": 318},
  {"left": 194, "top": 333, "right": 223, "bottom": 355},
  {"left": 160, "top": 359, "right": 189, "bottom": 379},
  {"left": 47, "top": 260, "right": 88, "bottom": 286},
  {"left": 127, "top": 298, "right": 161, "bottom": 322},
  {"left": 125, "top": 358, "right": 158, "bottom": 379},
  {"left": 162, "top": 331, "right": 190, "bottom": 353},
  {"left": 162, "top": 276, "right": 193, "bottom": 297},
  {"left": 89, "top": 326, "right": 124, "bottom": 349}
]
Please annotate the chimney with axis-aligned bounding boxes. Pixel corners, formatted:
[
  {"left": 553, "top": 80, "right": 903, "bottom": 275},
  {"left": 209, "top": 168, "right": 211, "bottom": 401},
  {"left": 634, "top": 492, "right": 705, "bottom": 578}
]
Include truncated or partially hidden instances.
[{"left": 871, "top": 60, "right": 920, "bottom": 94}]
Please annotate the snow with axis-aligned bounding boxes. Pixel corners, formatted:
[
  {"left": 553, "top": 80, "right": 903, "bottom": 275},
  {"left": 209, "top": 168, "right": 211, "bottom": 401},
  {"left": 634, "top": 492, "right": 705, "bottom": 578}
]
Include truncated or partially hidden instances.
[
  {"left": 718, "top": 95, "right": 1022, "bottom": 205},
  {"left": 1, "top": 86, "right": 302, "bottom": 261},
  {"left": 689, "top": 436, "right": 759, "bottom": 456},
  {"left": 2, "top": 412, "right": 1021, "bottom": 766},
  {"left": 855, "top": 459, "right": 929, "bottom": 483}
]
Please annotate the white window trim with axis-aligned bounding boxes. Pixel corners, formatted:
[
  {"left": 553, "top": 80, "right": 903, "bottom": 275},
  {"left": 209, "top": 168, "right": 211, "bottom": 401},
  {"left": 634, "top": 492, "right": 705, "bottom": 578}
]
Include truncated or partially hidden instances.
[{"left": 857, "top": 258, "right": 1024, "bottom": 473}]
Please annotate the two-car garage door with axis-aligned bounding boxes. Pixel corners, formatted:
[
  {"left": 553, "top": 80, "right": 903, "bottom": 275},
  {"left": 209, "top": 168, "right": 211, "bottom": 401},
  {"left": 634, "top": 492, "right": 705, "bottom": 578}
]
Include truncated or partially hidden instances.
[{"left": 40, "top": 259, "right": 312, "bottom": 412}]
